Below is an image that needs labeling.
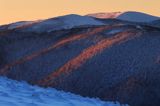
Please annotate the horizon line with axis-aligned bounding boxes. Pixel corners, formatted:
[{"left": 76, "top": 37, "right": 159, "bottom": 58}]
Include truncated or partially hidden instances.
[{"left": 1, "top": 11, "right": 160, "bottom": 26}]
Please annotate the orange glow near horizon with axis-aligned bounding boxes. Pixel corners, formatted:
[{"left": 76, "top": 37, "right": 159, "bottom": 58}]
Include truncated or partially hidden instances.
[{"left": 0, "top": 0, "right": 160, "bottom": 25}]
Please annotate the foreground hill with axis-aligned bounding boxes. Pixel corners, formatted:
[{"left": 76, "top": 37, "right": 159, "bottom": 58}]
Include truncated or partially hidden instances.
[
  {"left": 0, "top": 77, "right": 124, "bottom": 106},
  {"left": 0, "top": 14, "right": 160, "bottom": 106}
]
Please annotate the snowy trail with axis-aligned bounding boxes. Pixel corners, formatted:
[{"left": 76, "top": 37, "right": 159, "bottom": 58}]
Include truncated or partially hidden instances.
[{"left": 0, "top": 77, "right": 127, "bottom": 106}]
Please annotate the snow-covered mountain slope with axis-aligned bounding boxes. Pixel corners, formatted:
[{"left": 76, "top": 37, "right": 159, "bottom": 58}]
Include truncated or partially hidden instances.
[
  {"left": 86, "top": 12, "right": 122, "bottom": 19},
  {"left": 0, "top": 21, "right": 41, "bottom": 31},
  {"left": 117, "top": 11, "right": 160, "bottom": 22},
  {"left": 150, "top": 20, "right": 160, "bottom": 27},
  {"left": 7, "top": 21, "right": 40, "bottom": 29},
  {"left": 0, "top": 77, "right": 126, "bottom": 106},
  {"left": 87, "top": 11, "right": 160, "bottom": 23},
  {"left": 20, "top": 14, "right": 104, "bottom": 33},
  {"left": 0, "top": 14, "right": 104, "bottom": 33}
]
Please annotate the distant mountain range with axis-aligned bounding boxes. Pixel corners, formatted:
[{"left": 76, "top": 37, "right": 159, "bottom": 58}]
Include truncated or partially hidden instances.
[
  {"left": 0, "top": 14, "right": 104, "bottom": 33},
  {"left": 87, "top": 11, "right": 160, "bottom": 22},
  {"left": 0, "top": 11, "right": 160, "bottom": 106},
  {"left": 1, "top": 11, "right": 160, "bottom": 32}
]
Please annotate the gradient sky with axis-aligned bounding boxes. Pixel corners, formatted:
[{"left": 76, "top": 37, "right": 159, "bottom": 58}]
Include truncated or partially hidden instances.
[{"left": 0, "top": 0, "right": 160, "bottom": 25}]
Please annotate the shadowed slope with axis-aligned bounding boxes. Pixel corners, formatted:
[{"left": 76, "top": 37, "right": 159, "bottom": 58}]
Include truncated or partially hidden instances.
[
  {"left": 38, "top": 29, "right": 141, "bottom": 86},
  {"left": 0, "top": 26, "right": 111, "bottom": 75},
  {"left": 44, "top": 31, "right": 160, "bottom": 106}
]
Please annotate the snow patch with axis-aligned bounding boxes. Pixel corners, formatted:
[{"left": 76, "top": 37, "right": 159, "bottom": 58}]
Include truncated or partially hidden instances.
[
  {"left": 86, "top": 12, "right": 122, "bottom": 19},
  {"left": 0, "top": 77, "right": 127, "bottom": 106},
  {"left": 105, "top": 29, "right": 124, "bottom": 35}
]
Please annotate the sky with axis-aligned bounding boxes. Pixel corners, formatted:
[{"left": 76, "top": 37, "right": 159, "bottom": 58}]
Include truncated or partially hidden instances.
[{"left": 0, "top": 0, "right": 160, "bottom": 25}]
